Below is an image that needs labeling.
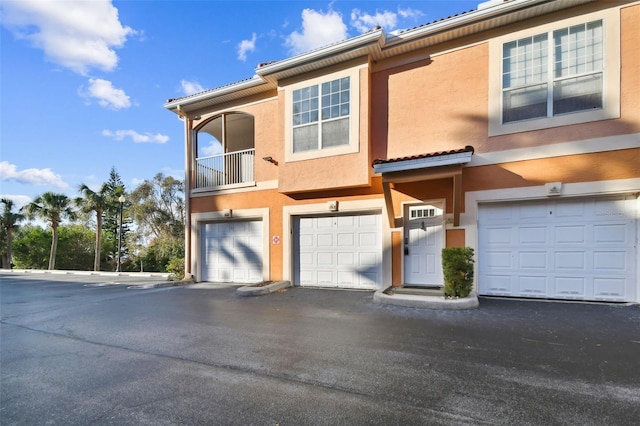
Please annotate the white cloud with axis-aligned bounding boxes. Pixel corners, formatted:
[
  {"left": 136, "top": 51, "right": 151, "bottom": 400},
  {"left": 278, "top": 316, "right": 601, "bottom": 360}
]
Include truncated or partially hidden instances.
[
  {"left": 201, "top": 141, "right": 223, "bottom": 157},
  {"left": 237, "top": 33, "right": 257, "bottom": 62},
  {"left": 81, "top": 78, "right": 131, "bottom": 110},
  {"left": 0, "top": 161, "right": 69, "bottom": 189},
  {"left": 0, "top": 0, "right": 135, "bottom": 75},
  {"left": 351, "top": 9, "right": 398, "bottom": 33},
  {"left": 285, "top": 8, "right": 348, "bottom": 56},
  {"left": 398, "top": 7, "right": 425, "bottom": 21},
  {"left": 102, "top": 129, "right": 169, "bottom": 144},
  {"left": 181, "top": 80, "right": 204, "bottom": 96}
]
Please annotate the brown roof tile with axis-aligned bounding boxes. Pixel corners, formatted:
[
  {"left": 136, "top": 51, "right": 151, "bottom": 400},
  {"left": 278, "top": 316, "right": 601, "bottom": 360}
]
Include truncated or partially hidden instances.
[{"left": 372, "top": 145, "right": 474, "bottom": 166}]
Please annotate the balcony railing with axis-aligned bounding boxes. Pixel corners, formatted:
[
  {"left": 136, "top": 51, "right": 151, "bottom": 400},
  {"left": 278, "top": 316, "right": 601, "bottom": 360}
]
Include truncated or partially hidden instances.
[{"left": 195, "top": 148, "right": 255, "bottom": 189}]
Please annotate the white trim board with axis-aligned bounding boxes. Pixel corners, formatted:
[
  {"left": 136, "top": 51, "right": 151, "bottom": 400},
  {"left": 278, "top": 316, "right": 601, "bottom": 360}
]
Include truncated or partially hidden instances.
[{"left": 468, "top": 133, "right": 640, "bottom": 167}]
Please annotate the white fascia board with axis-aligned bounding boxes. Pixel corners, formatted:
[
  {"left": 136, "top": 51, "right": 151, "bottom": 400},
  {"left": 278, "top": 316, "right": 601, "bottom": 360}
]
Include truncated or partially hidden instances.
[
  {"left": 384, "top": 0, "right": 561, "bottom": 48},
  {"left": 164, "top": 75, "right": 267, "bottom": 111},
  {"left": 373, "top": 151, "right": 473, "bottom": 174},
  {"left": 256, "top": 29, "right": 384, "bottom": 77}
]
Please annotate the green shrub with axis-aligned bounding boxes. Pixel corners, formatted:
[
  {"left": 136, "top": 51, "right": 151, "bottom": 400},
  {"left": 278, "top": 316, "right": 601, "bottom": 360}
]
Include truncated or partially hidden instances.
[
  {"left": 442, "top": 247, "right": 475, "bottom": 298},
  {"left": 166, "top": 257, "right": 185, "bottom": 281}
]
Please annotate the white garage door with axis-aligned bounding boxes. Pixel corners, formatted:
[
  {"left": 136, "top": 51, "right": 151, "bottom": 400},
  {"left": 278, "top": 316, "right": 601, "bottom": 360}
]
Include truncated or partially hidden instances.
[
  {"left": 478, "top": 197, "right": 637, "bottom": 302},
  {"left": 201, "top": 220, "right": 263, "bottom": 283},
  {"left": 294, "top": 214, "right": 382, "bottom": 289}
]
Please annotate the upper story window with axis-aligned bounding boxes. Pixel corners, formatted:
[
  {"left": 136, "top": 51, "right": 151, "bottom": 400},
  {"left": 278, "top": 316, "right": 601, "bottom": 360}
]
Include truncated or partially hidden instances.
[
  {"left": 284, "top": 66, "right": 362, "bottom": 162},
  {"left": 292, "top": 77, "right": 350, "bottom": 153},
  {"left": 502, "top": 20, "right": 603, "bottom": 123},
  {"left": 489, "top": 9, "right": 620, "bottom": 136}
]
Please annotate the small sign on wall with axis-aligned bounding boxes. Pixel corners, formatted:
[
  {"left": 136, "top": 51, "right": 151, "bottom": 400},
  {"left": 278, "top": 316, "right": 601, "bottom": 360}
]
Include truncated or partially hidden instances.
[{"left": 272, "top": 235, "right": 280, "bottom": 245}]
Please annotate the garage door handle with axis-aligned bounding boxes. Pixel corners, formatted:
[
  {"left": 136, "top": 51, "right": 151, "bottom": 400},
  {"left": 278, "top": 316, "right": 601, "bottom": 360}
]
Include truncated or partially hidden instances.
[{"left": 404, "top": 247, "right": 409, "bottom": 255}]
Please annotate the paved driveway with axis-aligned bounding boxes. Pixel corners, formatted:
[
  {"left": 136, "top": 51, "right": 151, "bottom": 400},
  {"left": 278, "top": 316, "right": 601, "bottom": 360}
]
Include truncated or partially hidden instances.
[{"left": 1, "top": 271, "right": 639, "bottom": 425}]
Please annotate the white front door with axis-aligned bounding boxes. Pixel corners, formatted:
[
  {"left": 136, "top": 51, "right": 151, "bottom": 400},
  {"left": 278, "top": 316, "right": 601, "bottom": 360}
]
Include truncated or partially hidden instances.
[{"left": 404, "top": 204, "right": 444, "bottom": 286}]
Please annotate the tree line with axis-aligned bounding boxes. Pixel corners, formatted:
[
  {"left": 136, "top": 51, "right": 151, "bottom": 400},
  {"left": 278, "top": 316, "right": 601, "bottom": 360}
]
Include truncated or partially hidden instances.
[{"left": 0, "top": 167, "right": 185, "bottom": 278}]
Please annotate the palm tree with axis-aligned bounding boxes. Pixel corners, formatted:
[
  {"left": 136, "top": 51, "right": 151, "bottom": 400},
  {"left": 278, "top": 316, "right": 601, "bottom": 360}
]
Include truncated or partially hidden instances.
[
  {"left": 23, "top": 192, "right": 76, "bottom": 270},
  {"left": 0, "top": 198, "right": 24, "bottom": 268},
  {"left": 76, "top": 183, "right": 109, "bottom": 271}
]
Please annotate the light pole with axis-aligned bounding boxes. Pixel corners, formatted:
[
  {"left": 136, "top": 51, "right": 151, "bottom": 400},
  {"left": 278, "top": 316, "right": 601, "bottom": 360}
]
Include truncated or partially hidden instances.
[{"left": 116, "top": 195, "right": 125, "bottom": 272}]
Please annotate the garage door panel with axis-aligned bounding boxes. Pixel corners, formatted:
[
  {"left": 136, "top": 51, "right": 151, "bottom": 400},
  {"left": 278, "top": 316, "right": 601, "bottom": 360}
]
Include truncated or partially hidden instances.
[
  {"left": 554, "top": 225, "right": 585, "bottom": 243},
  {"left": 556, "top": 202, "right": 585, "bottom": 217},
  {"left": 479, "top": 197, "right": 637, "bottom": 302},
  {"left": 359, "top": 252, "right": 377, "bottom": 266},
  {"left": 299, "top": 234, "right": 314, "bottom": 247},
  {"left": 294, "top": 213, "right": 382, "bottom": 289},
  {"left": 520, "top": 276, "right": 547, "bottom": 295},
  {"left": 554, "top": 277, "right": 585, "bottom": 298},
  {"left": 519, "top": 251, "right": 547, "bottom": 269},
  {"left": 594, "top": 278, "right": 626, "bottom": 298},
  {"left": 337, "top": 233, "right": 354, "bottom": 246},
  {"left": 594, "top": 251, "right": 625, "bottom": 270},
  {"left": 555, "top": 251, "right": 585, "bottom": 269},
  {"left": 317, "top": 252, "right": 333, "bottom": 265},
  {"left": 337, "top": 252, "right": 355, "bottom": 266},
  {"left": 521, "top": 204, "right": 548, "bottom": 219},
  {"left": 337, "top": 271, "right": 355, "bottom": 286},
  {"left": 486, "top": 227, "right": 512, "bottom": 244},
  {"left": 318, "top": 233, "right": 333, "bottom": 246},
  {"left": 486, "top": 251, "right": 512, "bottom": 268},
  {"left": 519, "top": 226, "right": 547, "bottom": 244},
  {"left": 317, "top": 271, "right": 334, "bottom": 286},
  {"left": 359, "top": 232, "right": 378, "bottom": 247},
  {"left": 485, "top": 275, "right": 512, "bottom": 293},
  {"left": 594, "top": 224, "right": 627, "bottom": 243}
]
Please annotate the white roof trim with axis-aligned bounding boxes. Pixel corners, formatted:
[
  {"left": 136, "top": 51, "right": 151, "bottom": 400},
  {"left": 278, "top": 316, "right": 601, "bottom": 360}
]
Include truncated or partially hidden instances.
[
  {"left": 164, "top": 75, "right": 267, "bottom": 111},
  {"left": 373, "top": 151, "right": 473, "bottom": 174},
  {"left": 255, "top": 29, "right": 384, "bottom": 77}
]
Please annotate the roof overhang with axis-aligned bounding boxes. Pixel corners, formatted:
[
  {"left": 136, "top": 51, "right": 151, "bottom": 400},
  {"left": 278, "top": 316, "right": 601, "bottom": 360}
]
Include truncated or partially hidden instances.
[
  {"left": 164, "top": 76, "right": 272, "bottom": 117},
  {"left": 373, "top": 149, "right": 473, "bottom": 174},
  {"left": 255, "top": 29, "right": 384, "bottom": 82}
]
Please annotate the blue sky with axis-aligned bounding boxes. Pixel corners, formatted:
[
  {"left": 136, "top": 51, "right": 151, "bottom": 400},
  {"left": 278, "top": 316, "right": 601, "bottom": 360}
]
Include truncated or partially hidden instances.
[{"left": 1, "top": 0, "right": 479, "bottom": 209}]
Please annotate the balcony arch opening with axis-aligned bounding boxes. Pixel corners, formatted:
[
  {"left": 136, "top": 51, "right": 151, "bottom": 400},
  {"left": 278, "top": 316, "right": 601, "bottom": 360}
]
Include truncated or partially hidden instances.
[{"left": 195, "top": 112, "right": 255, "bottom": 189}]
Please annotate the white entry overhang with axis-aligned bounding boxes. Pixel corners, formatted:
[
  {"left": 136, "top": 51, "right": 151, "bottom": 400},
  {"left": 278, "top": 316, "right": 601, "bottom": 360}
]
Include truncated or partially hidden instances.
[{"left": 373, "top": 147, "right": 474, "bottom": 227}]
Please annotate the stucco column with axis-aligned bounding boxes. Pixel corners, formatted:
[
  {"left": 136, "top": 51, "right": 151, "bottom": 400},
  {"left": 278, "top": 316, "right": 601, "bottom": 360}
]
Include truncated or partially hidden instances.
[{"left": 183, "top": 117, "right": 193, "bottom": 280}]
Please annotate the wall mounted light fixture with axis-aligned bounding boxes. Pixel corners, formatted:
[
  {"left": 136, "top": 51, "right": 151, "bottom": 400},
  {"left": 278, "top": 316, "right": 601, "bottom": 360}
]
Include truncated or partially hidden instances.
[{"left": 262, "top": 156, "right": 278, "bottom": 165}]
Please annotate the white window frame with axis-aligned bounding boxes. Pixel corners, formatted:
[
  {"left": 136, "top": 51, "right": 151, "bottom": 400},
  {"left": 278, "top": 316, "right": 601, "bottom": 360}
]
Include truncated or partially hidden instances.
[
  {"left": 284, "top": 67, "right": 361, "bottom": 162},
  {"left": 489, "top": 8, "right": 620, "bottom": 136}
]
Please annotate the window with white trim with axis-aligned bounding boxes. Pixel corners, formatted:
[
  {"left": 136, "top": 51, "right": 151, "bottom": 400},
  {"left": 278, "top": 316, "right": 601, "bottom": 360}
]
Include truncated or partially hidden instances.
[
  {"left": 488, "top": 8, "right": 620, "bottom": 136},
  {"left": 292, "top": 76, "right": 350, "bottom": 153},
  {"left": 502, "top": 20, "right": 603, "bottom": 123}
]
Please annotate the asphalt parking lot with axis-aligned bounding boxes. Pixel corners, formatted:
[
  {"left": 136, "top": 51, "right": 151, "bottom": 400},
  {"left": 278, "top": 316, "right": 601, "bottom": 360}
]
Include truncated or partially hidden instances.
[{"left": 1, "top": 271, "right": 639, "bottom": 425}]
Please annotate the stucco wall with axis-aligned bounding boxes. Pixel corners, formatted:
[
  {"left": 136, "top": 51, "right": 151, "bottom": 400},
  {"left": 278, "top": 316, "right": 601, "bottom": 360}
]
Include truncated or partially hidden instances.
[{"left": 372, "top": 3, "right": 640, "bottom": 160}]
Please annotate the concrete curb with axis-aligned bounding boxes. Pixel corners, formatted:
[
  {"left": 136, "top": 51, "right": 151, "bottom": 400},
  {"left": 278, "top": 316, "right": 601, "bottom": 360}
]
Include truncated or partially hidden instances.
[
  {"left": 374, "top": 288, "right": 479, "bottom": 310},
  {"left": 127, "top": 279, "right": 194, "bottom": 290},
  {"left": 4, "top": 269, "right": 171, "bottom": 279},
  {"left": 236, "top": 280, "right": 292, "bottom": 297}
]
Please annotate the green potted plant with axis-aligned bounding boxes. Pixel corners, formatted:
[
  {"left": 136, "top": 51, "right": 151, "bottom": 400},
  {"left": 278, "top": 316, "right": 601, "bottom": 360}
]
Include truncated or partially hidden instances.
[{"left": 442, "top": 247, "right": 475, "bottom": 298}]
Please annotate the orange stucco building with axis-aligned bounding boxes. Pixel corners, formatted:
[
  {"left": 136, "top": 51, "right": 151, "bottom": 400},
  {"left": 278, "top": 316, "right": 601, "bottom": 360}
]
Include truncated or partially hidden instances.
[{"left": 166, "top": 0, "right": 640, "bottom": 303}]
